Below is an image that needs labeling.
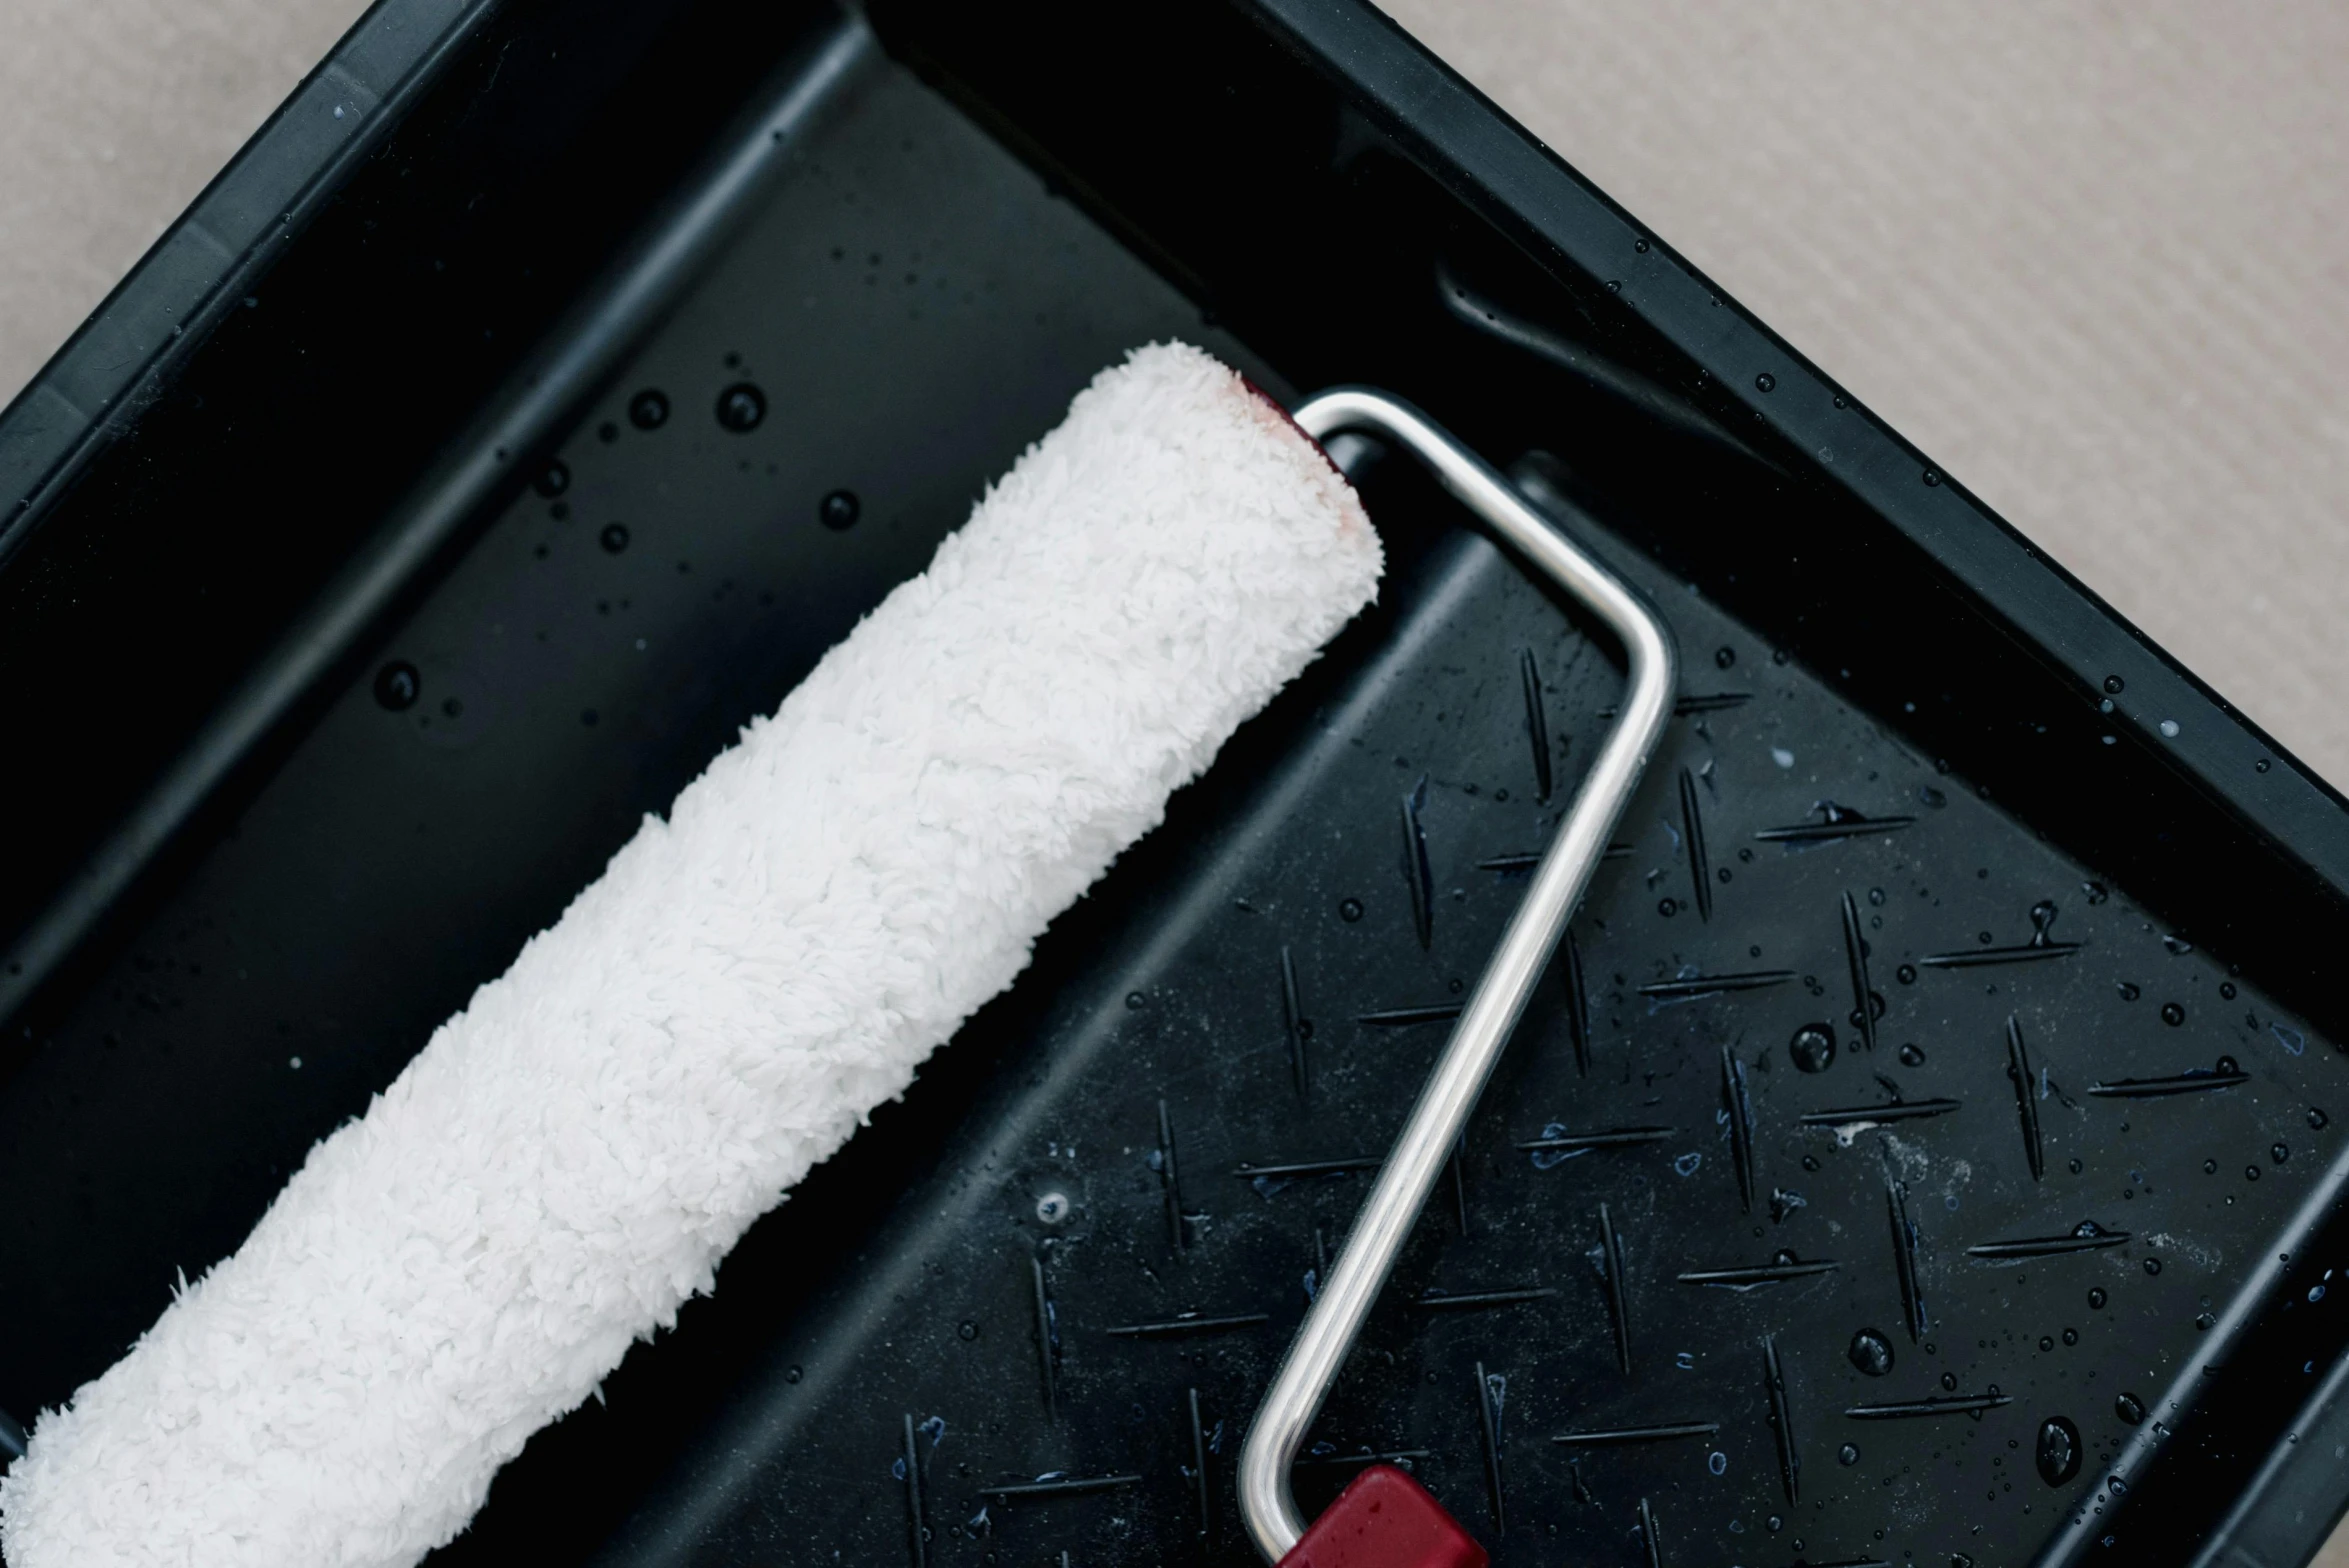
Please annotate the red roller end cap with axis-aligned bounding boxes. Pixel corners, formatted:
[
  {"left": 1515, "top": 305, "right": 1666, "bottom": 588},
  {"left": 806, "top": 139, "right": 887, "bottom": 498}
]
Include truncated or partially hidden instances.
[{"left": 1275, "top": 1464, "right": 1487, "bottom": 1568}]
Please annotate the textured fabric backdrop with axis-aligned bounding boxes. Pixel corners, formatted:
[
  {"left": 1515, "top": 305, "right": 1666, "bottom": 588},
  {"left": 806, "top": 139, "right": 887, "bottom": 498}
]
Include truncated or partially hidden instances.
[{"left": 2, "top": 1, "right": 2347, "bottom": 1556}]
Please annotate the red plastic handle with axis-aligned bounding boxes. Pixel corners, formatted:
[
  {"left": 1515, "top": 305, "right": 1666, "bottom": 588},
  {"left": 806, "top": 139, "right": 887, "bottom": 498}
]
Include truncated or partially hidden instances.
[{"left": 1275, "top": 1464, "right": 1487, "bottom": 1568}]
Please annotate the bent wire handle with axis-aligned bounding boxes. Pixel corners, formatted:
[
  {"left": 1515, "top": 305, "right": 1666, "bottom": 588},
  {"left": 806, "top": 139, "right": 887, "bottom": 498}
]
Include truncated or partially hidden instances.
[{"left": 1238, "top": 389, "right": 1678, "bottom": 1563}]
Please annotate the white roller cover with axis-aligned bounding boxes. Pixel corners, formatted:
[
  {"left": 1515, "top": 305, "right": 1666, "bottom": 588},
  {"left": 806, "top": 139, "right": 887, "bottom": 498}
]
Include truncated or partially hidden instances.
[{"left": 0, "top": 341, "right": 1383, "bottom": 1568}]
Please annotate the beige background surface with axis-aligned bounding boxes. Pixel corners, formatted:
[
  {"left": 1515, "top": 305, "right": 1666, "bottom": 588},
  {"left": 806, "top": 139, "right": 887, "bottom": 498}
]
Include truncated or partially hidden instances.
[{"left": 1, "top": 0, "right": 2346, "bottom": 1552}]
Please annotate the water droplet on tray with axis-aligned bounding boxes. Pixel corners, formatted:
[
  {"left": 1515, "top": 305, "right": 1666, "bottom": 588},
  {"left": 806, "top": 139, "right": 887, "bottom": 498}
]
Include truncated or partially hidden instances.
[
  {"left": 715, "top": 382, "right": 767, "bottom": 432},
  {"left": 2037, "top": 1417, "right": 2082, "bottom": 1484},
  {"left": 600, "top": 523, "right": 630, "bottom": 553},
  {"left": 1790, "top": 1023, "right": 1836, "bottom": 1073},
  {"left": 1849, "top": 1328, "right": 1895, "bottom": 1376},
  {"left": 374, "top": 660, "right": 420, "bottom": 711},
  {"left": 2114, "top": 1391, "right": 2145, "bottom": 1425},
  {"left": 821, "top": 489, "right": 861, "bottom": 530},
  {"left": 628, "top": 388, "right": 670, "bottom": 429}
]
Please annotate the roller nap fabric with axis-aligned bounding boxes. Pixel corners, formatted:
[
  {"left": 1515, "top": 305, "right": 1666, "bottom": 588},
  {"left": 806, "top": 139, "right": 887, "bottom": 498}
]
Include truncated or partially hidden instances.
[{"left": 0, "top": 342, "right": 1384, "bottom": 1568}]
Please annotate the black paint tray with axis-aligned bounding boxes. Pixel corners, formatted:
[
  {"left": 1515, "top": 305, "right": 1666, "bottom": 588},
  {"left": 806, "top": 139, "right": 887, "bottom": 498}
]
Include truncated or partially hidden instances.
[{"left": 4, "top": 4, "right": 2348, "bottom": 1565}]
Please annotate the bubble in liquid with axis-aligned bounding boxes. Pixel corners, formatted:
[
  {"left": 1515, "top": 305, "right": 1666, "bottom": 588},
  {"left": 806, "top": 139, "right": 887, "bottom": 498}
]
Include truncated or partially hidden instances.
[{"left": 600, "top": 523, "right": 630, "bottom": 553}]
